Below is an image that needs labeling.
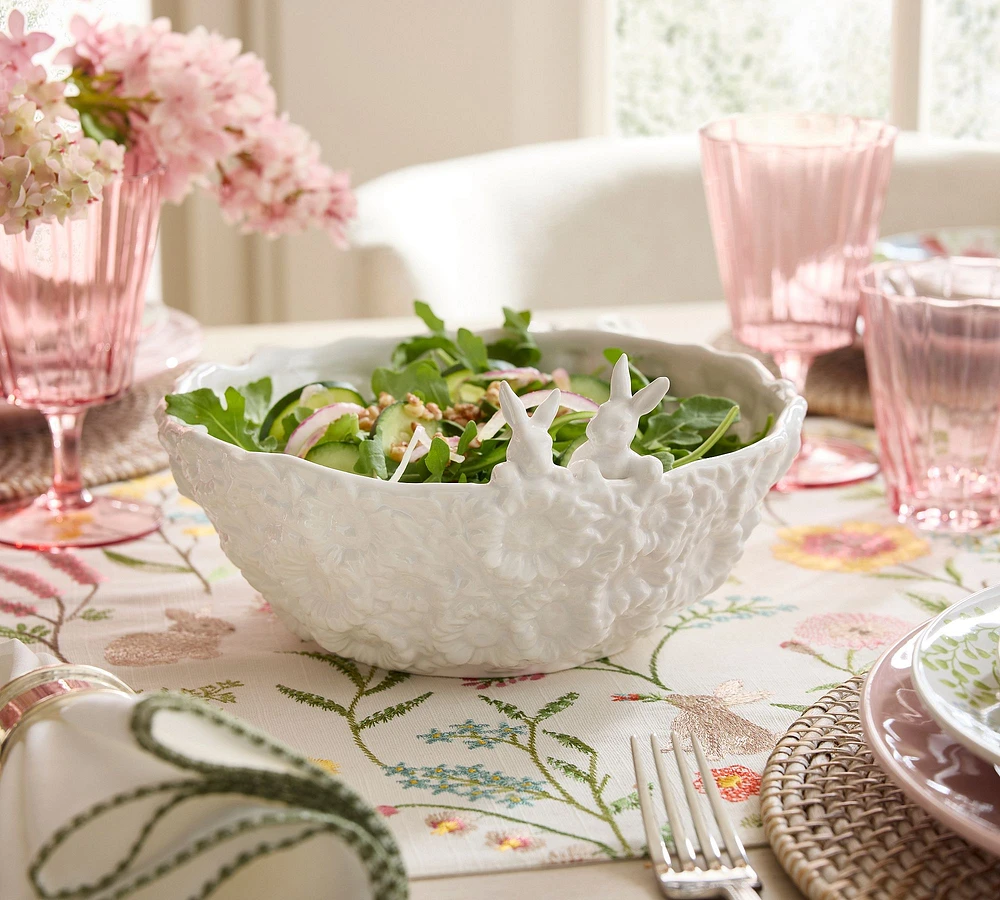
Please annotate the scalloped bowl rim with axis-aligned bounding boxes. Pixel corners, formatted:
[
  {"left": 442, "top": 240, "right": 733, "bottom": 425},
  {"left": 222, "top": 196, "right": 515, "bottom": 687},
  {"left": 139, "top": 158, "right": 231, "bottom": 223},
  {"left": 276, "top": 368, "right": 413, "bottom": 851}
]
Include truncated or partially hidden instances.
[{"left": 159, "top": 329, "right": 805, "bottom": 492}]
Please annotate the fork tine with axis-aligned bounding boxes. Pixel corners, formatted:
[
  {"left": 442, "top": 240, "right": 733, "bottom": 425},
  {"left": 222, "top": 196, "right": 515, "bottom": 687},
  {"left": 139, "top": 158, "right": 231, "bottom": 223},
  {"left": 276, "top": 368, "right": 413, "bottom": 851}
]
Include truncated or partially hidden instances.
[
  {"left": 630, "top": 735, "right": 670, "bottom": 869},
  {"left": 691, "top": 733, "right": 750, "bottom": 867},
  {"left": 671, "top": 730, "right": 723, "bottom": 869},
  {"left": 650, "top": 734, "right": 696, "bottom": 869}
]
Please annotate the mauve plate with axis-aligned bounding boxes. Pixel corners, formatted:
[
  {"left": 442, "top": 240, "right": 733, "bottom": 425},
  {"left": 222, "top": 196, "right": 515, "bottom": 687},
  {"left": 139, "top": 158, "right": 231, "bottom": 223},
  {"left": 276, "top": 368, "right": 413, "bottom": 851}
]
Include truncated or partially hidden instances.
[
  {"left": 860, "top": 627, "right": 1000, "bottom": 857},
  {"left": 0, "top": 307, "right": 201, "bottom": 430}
]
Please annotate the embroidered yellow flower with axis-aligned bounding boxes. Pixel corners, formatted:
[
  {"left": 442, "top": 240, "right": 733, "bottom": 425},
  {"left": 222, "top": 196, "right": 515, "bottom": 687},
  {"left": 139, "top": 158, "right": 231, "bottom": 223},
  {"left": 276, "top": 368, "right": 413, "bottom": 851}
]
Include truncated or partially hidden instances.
[
  {"left": 48, "top": 511, "right": 95, "bottom": 541},
  {"left": 182, "top": 524, "right": 216, "bottom": 537},
  {"left": 309, "top": 758, "right": 340, "bottom": 775},
  {"left": 772, "top": 521, "right": 929, "bottom": 573},
  {"left": 109, "top": 472, "right": 174, "bottom": 500}
]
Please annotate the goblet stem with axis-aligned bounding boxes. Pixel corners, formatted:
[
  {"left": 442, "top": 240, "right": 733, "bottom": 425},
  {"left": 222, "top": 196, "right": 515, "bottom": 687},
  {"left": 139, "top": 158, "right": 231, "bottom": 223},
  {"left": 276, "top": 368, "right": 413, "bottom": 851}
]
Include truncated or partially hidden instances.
[
  {"left": 771, "top": 350, "right": 812, "bottom": 397},
  {"left": 45, "top": 411, "right": 93, "bottom": 511}
]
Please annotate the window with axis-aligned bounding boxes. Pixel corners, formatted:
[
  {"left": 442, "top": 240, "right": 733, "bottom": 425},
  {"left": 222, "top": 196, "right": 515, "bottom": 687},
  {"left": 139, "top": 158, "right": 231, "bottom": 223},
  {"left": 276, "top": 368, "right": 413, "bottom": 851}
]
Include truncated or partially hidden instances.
[{"left": 613, "top": 0, "right": 1000, "bottom": 141}]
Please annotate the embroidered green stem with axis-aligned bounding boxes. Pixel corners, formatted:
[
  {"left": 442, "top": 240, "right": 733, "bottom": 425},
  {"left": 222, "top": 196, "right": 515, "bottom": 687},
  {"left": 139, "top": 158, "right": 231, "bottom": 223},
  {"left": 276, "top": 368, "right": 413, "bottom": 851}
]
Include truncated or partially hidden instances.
[{"left": 157, "top": 527, "right": 212, "bottom": 594}]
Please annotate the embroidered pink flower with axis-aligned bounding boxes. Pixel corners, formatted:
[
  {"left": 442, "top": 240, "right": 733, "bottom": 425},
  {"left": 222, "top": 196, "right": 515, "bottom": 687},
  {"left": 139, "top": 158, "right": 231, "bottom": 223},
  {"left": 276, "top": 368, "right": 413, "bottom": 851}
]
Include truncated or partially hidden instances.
[
  {"left": 0, "top": 598, "right": 37, "bottom": 617},
  {"left": 425, "top": 813, "right": 475, "bottom": 836},
  {"left": 693, "top": 765, "right": 761, "bottom": 802},
  {"left": 485, "top": 831, "right": 544, "bottom": 852},
  {"left": 0, "top": 563, "right": 59, "bottom": 598},
  {"left": 376, "top": 805, "right": 399, "bottom": 818},
  {"left": 793, "top": 612, "right": 913, "bottom": 651},
  {"left": 41, "top": 551, "right": 106, "bottom": 585}
]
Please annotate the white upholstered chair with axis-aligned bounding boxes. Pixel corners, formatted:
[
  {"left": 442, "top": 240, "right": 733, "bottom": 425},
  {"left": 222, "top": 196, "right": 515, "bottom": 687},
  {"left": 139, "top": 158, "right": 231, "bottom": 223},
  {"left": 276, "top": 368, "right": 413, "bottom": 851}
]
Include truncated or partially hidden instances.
[{"left": 351, "top": 133, "right": 1000, "bottom": 320}]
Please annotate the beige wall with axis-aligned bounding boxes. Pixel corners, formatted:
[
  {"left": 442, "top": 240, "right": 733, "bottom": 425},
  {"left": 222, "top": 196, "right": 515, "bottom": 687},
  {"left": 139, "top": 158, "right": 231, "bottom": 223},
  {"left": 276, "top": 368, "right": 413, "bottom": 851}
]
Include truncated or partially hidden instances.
[{"left": 155, "top": 0, "right": 607, "bottom": 325}]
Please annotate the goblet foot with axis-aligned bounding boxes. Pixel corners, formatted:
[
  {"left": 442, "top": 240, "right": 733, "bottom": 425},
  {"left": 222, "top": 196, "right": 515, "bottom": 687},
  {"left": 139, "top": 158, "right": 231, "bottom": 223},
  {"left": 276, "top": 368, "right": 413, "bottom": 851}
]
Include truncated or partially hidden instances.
[
  {"left": 0, "top": 492, "right": 160, "bottom": 550},
  {"left": 773, "top": 436, "right": 879, "bottom": 492}
]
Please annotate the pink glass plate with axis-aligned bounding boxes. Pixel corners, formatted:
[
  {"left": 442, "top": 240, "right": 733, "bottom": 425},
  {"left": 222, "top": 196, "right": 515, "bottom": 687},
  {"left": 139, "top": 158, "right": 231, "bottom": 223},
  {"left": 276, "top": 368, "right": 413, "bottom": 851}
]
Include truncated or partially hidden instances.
[
  {"left": 859, "top": 627, "right": 1000, "bottom": 856},
  {"left": 0, "top": 307, "right": 201, "bottom": 429}
]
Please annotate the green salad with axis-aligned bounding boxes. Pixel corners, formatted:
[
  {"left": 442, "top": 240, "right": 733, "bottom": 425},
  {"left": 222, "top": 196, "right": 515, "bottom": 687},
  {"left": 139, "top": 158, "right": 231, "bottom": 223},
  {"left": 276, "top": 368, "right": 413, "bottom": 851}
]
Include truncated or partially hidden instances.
[{"left": 165, "top": 302, "right": 771, "bottom": 484}]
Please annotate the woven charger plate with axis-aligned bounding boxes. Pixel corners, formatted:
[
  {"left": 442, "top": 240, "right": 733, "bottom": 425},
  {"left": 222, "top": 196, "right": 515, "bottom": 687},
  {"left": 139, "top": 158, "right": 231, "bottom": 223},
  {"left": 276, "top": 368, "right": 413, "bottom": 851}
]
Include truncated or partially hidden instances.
[
  {"left": 712, "top": 331, "right": 872, "bottom": 426},
  {"left": 760, "top": 676, "right": 1000, "bottom": 900},
  {"left": 0, "top": 371, "right": 179, "bottom": 503}
]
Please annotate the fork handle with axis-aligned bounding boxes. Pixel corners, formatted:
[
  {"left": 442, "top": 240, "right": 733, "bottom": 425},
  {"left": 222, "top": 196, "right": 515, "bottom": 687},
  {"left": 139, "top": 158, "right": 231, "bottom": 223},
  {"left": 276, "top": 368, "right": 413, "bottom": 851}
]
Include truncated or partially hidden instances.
[{"left": 721, "top": 887, "right": 759, "bottom": 899}]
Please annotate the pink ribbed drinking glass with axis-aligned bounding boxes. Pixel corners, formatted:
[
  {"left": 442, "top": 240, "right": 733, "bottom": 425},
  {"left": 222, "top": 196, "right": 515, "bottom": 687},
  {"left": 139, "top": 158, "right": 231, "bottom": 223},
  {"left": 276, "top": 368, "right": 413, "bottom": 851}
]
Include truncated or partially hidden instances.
[
  {"left": 700, "top": 113, "right": 897, "bottom": 490},
  {"left": 0, "top": 155, "right": 162, "bottom": 549},
  {"left": 861, "top": 259, "right": 1000, "bottom": 532}
]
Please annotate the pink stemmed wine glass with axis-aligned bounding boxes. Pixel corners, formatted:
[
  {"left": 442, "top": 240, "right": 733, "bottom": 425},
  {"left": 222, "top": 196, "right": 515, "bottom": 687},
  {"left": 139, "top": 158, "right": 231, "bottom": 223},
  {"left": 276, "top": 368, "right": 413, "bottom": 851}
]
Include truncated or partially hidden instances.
[
  {"left": 0, "top": 155, "right": 162, "bottom": 549},
  {"left": 700, "top": 113, "right": 897, "bottom": 491}
]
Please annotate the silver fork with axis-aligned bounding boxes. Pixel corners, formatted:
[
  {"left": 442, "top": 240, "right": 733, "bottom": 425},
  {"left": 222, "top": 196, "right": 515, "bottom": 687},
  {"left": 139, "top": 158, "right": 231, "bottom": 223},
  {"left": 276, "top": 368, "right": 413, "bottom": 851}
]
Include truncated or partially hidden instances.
[{"left": 630, "top": 731, "right": 760, "bottom": 899}]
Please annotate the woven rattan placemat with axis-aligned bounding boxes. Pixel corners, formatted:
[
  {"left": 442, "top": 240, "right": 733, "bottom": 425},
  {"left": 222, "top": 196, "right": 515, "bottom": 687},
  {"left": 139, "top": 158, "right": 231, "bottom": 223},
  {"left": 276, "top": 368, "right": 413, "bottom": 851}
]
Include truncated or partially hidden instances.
[
  {"left": 760, "top": 676, "right": 1000, "bottom": 900},
  {"left": 0, "top": 371, "right": 179, "bottom": 503},
  {"left": 712, "top": 332, "right": 872, "bottom": 426}
]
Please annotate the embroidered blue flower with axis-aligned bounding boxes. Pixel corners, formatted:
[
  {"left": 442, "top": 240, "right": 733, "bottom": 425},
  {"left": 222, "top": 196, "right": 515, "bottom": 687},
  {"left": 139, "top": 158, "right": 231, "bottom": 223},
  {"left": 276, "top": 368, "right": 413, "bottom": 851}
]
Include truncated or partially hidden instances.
[
  {"left": 383, "top": 761, "right": 546, "bottom": 806},
  {"left": 417, "top": 719, "right": 526, "bottom": 749}
]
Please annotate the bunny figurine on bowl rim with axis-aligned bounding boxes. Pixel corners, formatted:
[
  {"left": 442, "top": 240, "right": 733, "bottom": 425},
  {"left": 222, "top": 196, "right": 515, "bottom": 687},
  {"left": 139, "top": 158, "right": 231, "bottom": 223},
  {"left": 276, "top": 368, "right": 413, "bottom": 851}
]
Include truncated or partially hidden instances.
[{"left": 158, "top": 330, "right": 805, "bottom": 676}]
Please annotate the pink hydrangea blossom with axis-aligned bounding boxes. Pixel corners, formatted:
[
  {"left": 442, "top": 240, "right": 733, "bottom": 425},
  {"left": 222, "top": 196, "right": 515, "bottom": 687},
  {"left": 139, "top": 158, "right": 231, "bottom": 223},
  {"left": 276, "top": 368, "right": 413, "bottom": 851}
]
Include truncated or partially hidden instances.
[
  {"left": 0, "top": 12, "right": 122, "bottom": 235},
  {"left": 1, "top": 11, "right": 354, "bottom": 240}
]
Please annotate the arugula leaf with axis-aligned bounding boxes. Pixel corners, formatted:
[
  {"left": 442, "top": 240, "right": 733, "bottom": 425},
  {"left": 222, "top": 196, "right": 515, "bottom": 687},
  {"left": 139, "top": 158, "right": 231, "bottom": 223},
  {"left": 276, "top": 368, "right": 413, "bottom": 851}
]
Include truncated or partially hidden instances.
[
  {"left": 241, "top": 377, "right": 273, "bottom": 423},
  {"left": 456, "top": 328, "right": 489, "bottom": 372},
  {"left": 371, "top": 359, "right": 451, "bottom": 408},
  {"left": 457, "top": 421, "right": 478, "bottom": 455},
  {"left": 425, "top": 437, "right": 451, "bottom": 480},
  {"left": 486, "top": 306, "right": 541, "bottom": 367},
  {"left": 278, "top": 405, "right": 313, "bottom": 444},
  {"left": 602, "top": 348, "right": 651, "bottom": 393},
  {"left": 390, "top": 334, "right": 460, "bottom": 368},
  {"left": 414, "top": 300, "right": 446, "bottom": 333},
  {"left": 319, "top": 413, "right": 363, "bottom": 445},
  {"left": 165, "top": 383, "right": 275, "bottom": 452},
  {"left": 355, "top": 440, "right": 388, "bottom": 479},
  {"left": 643, "top": 396, "right": 739, "bottom": 449}
]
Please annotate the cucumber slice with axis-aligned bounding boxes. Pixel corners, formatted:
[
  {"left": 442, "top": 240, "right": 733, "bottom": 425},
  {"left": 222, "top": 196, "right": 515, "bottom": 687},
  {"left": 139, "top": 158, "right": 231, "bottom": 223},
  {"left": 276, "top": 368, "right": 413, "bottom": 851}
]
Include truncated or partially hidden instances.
[
  {"left": 444, "top": 368, "right": 482, "bottom": 403},
  {"left": 261, "top": 381, "right": 366, "bottom": 441},
  {"left": 373, "top": 402, "right": 442, "bottom": 455},
  {"left": 568, "top": 375, "right": 611, "bottom": 405},
  {"left": 304, "top": 441, "right": 361, "bottom": 472}
]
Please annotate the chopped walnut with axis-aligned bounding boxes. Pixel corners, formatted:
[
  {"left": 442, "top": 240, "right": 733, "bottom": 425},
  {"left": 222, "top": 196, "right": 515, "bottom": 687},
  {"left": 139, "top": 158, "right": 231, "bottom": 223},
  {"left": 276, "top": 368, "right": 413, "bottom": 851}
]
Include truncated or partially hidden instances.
[
  {"left": 388, "top": 440, "right": 410, "bottom": 462},
  {"left": 358, "top": 405, "right": 379, "bottom": 431},
  {"left": 377, "top": 392, "right": 395, "bottom": 409},
  {"left": 404, "top": 392, "right": 443, "bottom": 421},
  {"left": 443, "top": 403, "right": 483, "bottom": 428},
  {"left": 483, "top": 380, "right": 503, "bottom": 408}
]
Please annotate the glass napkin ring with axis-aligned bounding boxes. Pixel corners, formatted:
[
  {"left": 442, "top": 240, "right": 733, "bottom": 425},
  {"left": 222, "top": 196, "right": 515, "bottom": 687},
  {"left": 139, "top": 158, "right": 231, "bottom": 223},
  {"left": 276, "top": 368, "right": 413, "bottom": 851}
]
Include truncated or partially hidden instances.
[{"left": 0, "top": 664, "right": 135, "bottom": 763}]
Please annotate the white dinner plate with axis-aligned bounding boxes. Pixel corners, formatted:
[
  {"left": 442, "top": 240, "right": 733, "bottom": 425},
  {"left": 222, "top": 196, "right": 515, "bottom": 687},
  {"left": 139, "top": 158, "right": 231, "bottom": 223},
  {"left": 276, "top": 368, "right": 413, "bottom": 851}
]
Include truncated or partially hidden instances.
[{"left": 911, "top": 584, "right": 1000, "bottom": 767}]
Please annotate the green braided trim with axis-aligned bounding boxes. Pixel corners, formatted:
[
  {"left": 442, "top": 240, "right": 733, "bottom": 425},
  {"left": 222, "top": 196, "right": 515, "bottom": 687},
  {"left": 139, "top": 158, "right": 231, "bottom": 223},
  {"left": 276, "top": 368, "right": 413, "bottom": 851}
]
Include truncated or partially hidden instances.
[{"left": 27, "top": 693, "right": 408, "bottom": 900}]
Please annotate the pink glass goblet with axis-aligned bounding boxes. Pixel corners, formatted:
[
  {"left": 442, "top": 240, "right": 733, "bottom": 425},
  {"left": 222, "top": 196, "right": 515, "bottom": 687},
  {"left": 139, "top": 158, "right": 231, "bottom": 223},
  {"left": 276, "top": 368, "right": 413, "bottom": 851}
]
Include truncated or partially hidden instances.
[
  {"left": 700, "top": 113, "right": 897, "bottom": 491},
  {"left": 0, "top": 156, "right": 162, "bottom": 549},
  {"left": 861, "top": 258, "right": 1000, "bottom": 532}
]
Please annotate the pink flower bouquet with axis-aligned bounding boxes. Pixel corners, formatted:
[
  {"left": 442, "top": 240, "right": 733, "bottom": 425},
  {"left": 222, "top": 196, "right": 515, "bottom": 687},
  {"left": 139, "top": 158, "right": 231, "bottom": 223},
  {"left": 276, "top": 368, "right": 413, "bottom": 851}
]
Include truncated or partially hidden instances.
[{"left": 0, "top": 10, "right": 355, "bottom": 240}]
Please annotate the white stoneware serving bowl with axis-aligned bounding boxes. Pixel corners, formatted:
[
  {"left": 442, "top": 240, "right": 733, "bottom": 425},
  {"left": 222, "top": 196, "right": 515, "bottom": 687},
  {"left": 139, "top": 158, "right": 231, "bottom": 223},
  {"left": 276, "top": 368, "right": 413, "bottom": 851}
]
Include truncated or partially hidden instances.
[{"left": 157, "top": 331, "right": 805, "bottom": 676}]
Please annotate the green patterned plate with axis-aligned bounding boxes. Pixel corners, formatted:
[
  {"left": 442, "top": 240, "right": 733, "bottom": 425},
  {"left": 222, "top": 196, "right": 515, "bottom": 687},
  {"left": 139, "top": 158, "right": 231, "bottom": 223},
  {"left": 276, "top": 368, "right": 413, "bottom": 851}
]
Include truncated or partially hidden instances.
[{"left": 912, "top": 585, "right": 1000, "bottom": 766}]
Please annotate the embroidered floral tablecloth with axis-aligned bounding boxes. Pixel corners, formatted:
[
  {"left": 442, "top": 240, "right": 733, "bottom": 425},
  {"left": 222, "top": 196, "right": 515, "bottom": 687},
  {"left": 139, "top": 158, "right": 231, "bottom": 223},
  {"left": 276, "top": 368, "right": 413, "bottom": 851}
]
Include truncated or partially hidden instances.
[{"left": 1, "top": 429, "right": 995, "bottom": 879}]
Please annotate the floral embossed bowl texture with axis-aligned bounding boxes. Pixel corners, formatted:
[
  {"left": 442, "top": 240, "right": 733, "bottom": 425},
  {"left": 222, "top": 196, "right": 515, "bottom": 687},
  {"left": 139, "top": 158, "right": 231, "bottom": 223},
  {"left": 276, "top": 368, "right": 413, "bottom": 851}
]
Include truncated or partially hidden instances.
[{"left": 157, "top": 331, "right": 805, "bottom": 676}]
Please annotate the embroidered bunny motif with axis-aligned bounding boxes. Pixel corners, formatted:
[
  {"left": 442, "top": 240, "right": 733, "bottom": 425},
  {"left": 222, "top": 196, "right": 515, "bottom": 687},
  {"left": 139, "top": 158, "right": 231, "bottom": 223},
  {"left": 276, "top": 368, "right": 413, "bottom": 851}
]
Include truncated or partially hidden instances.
[
  {"left": 570, "top": 354, "right": 671, "bottom": 481},
  {"left": 493, "top": 382, "right": 561, "bottom": 478},
  {"left": 666, "top": 679, "right": 777, "bottom": 760},
  {"left": 104, "top": 608, "right": 236, "bottom": 667}
]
